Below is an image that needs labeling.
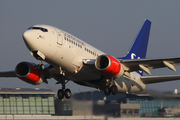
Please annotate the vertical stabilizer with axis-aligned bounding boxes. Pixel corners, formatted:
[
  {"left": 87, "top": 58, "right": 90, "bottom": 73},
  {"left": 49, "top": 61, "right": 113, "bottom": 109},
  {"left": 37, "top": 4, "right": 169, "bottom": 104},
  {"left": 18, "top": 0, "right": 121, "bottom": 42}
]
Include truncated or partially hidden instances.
[
  {"left": 123, "top": 19, "right": 151, "bottom": 59},
  {"left": 120, "top": 19, "right": 151, "bottom": 76}
]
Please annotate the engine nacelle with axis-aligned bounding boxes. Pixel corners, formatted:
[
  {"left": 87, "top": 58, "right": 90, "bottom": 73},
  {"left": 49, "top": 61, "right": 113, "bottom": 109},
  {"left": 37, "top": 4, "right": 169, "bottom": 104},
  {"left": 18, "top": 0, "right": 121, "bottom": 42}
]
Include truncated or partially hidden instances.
[
  {"left": 95, "top": 55, "right": 124, "bottom": 78},
  {"left": 15, "top": 62, "right": 43, "bottom": 85}
]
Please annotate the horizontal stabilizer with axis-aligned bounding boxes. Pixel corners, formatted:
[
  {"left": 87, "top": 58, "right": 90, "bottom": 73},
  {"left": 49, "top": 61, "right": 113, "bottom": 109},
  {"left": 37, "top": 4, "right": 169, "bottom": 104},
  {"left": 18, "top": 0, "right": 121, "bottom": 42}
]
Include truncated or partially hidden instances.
[{"left": 141, "top": 75, "right": 180, "bottom": 84}]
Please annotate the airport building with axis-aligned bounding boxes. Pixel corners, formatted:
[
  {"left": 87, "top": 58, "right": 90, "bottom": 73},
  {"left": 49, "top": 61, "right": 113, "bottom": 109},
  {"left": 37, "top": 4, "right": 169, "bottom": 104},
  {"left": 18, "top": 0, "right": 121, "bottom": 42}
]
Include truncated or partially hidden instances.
[
  {"left": 0, "top": 88, "right": 180, "bottom": 118},
  {"left": 0, "top": 88, "right": 55, "bottom": 115},
  {"left": 126, "top": 93, "right": 180, "bottom": 117},
  {"left": 73, "top": 90, "right": 180, "bottom": 117}
]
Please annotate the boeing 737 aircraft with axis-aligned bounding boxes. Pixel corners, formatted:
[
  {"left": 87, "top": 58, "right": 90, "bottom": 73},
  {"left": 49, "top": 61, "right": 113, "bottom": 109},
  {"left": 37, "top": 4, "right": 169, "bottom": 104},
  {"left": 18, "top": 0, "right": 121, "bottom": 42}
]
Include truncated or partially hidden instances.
[{"left": 1, "top": 19, "right": 180, "bottom": 99}]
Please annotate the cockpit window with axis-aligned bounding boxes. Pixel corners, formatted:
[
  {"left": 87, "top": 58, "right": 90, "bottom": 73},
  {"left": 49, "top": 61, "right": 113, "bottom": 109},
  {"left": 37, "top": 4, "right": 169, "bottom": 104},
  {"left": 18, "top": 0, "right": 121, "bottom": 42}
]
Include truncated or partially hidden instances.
[
  {"left": 32, "top": 27, "right": 48, "bottom": 32},
  {"left": 27, "top": 27, "right": 48, "bottom": 32},
  {"left": 27, "top": 26, "right": 33, "bottom": 30}
]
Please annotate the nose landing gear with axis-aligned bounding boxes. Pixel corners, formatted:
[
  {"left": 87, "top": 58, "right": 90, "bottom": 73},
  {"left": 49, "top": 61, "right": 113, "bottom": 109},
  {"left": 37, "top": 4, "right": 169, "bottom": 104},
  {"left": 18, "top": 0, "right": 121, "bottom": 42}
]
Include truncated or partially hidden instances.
[
  {"left": 57, "top": 89, "right": 64, "bottom": 99},
  {"left": 57, "top": 88, "right": 72, "bottom": 99},
  {"left": 57, "top": 88, "right": 71, "bottom": 99},
  {"left": 36, "top": 59, "right": 72, "bottom": 99},
  {"left": 57, "top": 71, "right": 71, "bottom": 99},
  {"left": 64, "top": 89, "right": 71, "bottom": 99}
]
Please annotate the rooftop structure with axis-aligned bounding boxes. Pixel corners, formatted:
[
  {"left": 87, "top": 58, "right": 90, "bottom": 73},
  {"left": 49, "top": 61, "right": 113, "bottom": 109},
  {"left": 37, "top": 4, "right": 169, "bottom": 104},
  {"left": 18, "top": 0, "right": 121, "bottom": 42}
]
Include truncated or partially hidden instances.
[{"left": 0, "top": 88, "right": 55, "bottom": 115}]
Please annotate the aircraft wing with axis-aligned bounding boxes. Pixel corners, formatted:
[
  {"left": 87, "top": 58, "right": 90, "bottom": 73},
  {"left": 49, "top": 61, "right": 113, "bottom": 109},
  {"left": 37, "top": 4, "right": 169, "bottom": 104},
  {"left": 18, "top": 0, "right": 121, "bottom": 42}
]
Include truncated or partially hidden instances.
[
  {"left": 0, "top": 64, "right": 52, "bottom": 79},
  {"left": 121, "top": 57, "right": 180, "bottom": 75},
  {"left": 0, "top": 70, "right": 16, "bottom": 77},
  {"left": 141, "top": 75, "right": 180, "bottom": 84}
]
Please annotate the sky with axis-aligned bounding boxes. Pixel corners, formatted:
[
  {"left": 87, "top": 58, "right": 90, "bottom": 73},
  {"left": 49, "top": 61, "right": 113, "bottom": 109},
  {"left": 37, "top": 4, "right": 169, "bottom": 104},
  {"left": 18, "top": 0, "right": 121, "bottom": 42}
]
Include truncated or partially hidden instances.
[{"left": 0, "top": 0, "right": 180, "bottom": 94}]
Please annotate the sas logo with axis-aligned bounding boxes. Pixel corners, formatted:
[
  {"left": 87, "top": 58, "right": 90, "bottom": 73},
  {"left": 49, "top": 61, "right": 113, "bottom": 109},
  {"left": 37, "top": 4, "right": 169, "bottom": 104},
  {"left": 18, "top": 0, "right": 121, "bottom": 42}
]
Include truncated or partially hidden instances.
[
  {"left": 131, "top": 53, "right": 142, "bottom": 73},
  {"left": 131, "top": 53, "right": 140, "bottom": 60}
]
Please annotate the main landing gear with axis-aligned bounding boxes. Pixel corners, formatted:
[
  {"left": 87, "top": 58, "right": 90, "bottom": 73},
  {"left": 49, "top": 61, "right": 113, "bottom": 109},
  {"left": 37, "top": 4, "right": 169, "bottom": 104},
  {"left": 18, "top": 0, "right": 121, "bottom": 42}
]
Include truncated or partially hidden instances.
[
  {"left": 104, "top": 85, "right": 118, "bottom": 95},
  {"left": 104, "top": 78, "right": 118, "bottom": 96},
  {"left": 57, "top": 73, "right": 71, "bottom": 99}
]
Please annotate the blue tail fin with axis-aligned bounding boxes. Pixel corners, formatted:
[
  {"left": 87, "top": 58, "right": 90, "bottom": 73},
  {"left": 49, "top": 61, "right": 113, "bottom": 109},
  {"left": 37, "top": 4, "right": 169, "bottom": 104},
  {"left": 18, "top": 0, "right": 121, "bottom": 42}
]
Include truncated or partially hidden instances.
[
  {"left": 120, "top": 19, "right": 151, "bottom": 76},
  {"left": 123, "top": 19, "right": 151, "bottom": 59}
]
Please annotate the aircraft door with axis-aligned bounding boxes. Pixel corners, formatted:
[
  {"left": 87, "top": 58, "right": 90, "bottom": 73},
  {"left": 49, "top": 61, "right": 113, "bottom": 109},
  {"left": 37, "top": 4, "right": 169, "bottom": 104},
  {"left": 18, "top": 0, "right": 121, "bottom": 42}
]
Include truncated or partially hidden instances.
[{"left": 57, "top": 30, "right": 63, "bottom": 46}]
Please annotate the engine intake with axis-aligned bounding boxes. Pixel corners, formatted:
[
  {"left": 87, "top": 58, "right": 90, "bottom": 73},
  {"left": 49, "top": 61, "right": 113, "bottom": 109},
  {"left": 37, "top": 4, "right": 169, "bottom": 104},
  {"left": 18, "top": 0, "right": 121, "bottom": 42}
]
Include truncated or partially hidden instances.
[
  {"left": 15, "top": 62, "right": 43, "bottom": 85},
  {"left": 95, "top": 55, "right": 124, "bottom": 78}
]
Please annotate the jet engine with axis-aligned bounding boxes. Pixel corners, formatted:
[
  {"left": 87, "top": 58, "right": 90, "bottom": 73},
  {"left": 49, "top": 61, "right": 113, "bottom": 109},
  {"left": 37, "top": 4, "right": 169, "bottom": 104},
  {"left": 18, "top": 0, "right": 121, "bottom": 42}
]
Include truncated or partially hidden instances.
[
  {"left": 15, "top": 62, "right": 43, "bottom": 85},
  {"left": 95, "top": 55, "right": 124, "bottom": 78}
]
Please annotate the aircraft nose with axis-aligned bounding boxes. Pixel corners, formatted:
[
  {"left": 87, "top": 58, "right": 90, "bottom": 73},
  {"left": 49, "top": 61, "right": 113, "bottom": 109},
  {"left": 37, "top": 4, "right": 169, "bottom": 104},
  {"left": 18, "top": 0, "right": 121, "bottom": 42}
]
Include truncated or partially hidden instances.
[
  {"left": 23, "top": 30, "right": 32, "bottom": 42},
  {"left": 22, "top": 30, "right": 36, "bottom": 51}
]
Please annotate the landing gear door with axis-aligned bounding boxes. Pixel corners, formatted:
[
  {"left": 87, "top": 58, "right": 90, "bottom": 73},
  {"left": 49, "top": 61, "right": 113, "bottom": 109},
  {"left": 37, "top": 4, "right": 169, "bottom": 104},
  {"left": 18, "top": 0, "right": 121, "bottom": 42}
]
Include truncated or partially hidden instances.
[{"left": 57, "top": 30, "right": 63, "bottom": 46}]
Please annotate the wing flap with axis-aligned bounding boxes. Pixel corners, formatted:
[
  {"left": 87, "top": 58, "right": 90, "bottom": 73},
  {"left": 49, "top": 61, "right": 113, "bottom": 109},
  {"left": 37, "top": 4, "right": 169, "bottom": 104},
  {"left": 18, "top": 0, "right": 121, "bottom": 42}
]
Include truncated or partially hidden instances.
[
  {"left": 141, "top": 75, "right": 180, "bottom": 84},
  {"left": 121, "top": 57, "right": 180, "bottom": 72}
]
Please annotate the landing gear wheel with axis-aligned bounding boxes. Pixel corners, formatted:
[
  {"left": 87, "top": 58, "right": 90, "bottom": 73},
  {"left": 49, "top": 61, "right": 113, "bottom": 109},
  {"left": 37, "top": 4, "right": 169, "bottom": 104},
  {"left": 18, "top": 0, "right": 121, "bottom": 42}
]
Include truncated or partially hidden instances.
[
  {"left": 104, "top": 86, "right": 111, "bottom": 96},
  {"left": 57, "top": 89, "right": 64, "bottom": 99},
  {"left": 111, "top": 85, "right": 118, "bottom": 95},
  {"left": 64, "top": 89, "right": 71, "bottom": 99}
]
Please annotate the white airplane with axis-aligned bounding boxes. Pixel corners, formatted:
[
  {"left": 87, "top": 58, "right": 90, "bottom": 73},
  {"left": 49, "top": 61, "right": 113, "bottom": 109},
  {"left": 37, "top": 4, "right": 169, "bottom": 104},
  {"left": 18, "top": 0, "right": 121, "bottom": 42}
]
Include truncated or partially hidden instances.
[{"left": 1, "top": 19, "right": 180, "bottom": 99}]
